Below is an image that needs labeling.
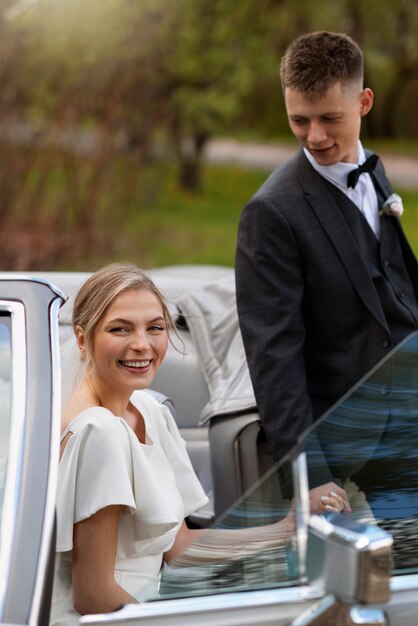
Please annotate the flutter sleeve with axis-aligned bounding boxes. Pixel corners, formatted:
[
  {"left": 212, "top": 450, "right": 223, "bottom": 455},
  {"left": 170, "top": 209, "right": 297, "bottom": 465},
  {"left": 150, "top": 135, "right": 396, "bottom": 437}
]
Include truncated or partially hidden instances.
[{"left": 56, "top": 410, "right": 178, "bottom": 553}]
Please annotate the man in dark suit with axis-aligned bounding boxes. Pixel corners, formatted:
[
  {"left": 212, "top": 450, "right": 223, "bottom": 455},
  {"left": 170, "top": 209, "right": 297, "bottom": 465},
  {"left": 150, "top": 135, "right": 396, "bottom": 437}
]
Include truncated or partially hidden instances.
[{"left": 235, "top": 31, "right": 418, "bottom": 471}]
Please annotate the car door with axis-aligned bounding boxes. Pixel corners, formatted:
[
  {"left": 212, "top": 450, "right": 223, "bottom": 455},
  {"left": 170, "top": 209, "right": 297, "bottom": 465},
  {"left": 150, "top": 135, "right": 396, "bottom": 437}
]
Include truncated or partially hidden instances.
[
  {"left": 0, "top": 276, "right": 65, "bottom": 625},
  {"left": 78, "top": 335, "right": 418, "bottom": 625}
]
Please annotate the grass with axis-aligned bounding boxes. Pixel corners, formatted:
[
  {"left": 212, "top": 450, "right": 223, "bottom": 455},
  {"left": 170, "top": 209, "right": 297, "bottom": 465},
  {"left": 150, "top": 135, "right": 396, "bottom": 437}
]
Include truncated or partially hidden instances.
[{"left": 119, "top": 165, "right": 268, "bottom": 269}]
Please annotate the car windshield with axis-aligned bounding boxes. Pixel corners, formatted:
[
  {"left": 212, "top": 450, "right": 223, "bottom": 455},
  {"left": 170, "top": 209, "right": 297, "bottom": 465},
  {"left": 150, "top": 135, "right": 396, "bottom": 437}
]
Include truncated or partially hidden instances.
[
  {"left": 0, "top": 313, "right": 12, "bottom": 528},
  {"left": 142, "top": 331, "right": 418, "bottom": 601}
]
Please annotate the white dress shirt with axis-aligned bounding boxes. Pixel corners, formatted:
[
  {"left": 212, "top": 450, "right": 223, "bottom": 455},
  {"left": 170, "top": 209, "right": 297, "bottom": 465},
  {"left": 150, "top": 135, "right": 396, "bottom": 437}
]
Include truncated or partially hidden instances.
[{"left": 304, "top": 141, "right": 380, "bottom": 239}]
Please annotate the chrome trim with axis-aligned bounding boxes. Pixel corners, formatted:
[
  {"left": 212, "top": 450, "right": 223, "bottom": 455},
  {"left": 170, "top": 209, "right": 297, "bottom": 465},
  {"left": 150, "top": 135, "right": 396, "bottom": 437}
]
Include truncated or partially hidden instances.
[
  {"left": 390, "top": 574, "right": 418, "bottom": 592},
  {"left": 291, "top": 597, "right": 387, "bottom": 626},
  {"left": 349, "top": 607, "right": 387, "bottom": 625},
  {"left": 0, "top": 273, "right": 68, "bottom": 302},
  {"left": 290, "top": 594, "right": 336, "bottom": 626},
  {"left": 80, "top": 584, "right": 324, "bottom": 625},
  {"left": 0, "top": 300, "right": 27, "bottom": 617},
  {"left": 309, "top": 514, "right": 392, "bottom": 551},
  {"left": 293, "top": 452, "right": 310, "bottom": 583},
  {"left": 28, "top": 295, "right": 64, "bottom": 626},
  {"left": 80, "top": 574, "right": 418, "bottom": 626}
]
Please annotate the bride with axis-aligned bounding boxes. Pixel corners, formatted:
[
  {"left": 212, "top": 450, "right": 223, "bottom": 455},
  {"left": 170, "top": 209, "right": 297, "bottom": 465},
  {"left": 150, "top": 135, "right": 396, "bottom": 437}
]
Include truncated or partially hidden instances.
[{"left": 51, "top": 262, "right": 347, "bottom": 624}]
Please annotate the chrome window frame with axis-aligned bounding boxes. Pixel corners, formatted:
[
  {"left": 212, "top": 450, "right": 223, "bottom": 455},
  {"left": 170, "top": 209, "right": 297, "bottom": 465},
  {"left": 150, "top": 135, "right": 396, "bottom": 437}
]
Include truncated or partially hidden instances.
[
  {"left": 0, "top": 299, "right": 27, "bottom": 615},
  {"left": 292, "top": 451, "right": 311, "bottom": 583},
  {"left": 0, "top": 277, "right": 65, "bottom": 626},
  {"left": 29, "top": 294, "right": 62, "bottom": 625}
]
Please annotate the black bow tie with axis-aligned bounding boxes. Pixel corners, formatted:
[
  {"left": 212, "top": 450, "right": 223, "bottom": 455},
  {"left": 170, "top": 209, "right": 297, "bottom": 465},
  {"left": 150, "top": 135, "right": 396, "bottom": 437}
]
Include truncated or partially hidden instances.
[{"left": 347, "top": 153, "right": 379, "bottom": 188}]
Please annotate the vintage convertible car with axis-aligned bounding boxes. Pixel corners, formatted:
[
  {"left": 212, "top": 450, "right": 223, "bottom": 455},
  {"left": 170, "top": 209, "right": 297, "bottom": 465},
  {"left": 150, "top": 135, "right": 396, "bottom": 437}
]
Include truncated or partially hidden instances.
[{"left": 1, "top": 267, "right": 418, "bottom": 626}]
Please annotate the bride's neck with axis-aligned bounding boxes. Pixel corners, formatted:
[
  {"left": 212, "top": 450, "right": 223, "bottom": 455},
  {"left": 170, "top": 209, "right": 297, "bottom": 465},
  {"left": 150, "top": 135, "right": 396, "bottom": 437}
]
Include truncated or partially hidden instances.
[
  {"left": 61, "top": 377, "right": 131, "bottom": 429},
  {"left": 80, "top": 376, "right": 131, "bottom": 418}
]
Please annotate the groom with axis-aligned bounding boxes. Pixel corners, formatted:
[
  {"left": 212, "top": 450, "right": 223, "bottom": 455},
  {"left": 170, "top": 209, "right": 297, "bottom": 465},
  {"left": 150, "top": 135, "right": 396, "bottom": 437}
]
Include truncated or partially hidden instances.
[{"left": 235, "top": 31, "right": 418, "bottom": 474}]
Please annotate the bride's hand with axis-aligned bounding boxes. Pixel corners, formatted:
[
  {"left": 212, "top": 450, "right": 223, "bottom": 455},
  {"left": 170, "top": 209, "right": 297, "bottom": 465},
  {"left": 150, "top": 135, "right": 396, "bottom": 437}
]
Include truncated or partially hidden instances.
[
  {"left": 309, "top": 482, "right": 351, "bottom": 514},
  {"left": 319, "top": 490, "right": 346, "bottom": 513}
]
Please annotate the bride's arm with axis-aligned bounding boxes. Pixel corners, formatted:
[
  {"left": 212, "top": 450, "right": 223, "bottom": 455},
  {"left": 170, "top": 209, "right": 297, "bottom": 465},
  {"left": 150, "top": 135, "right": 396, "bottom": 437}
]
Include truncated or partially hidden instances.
[
  {"left": 72, "top": 505, "right": 138, "bottom": 614},
  {"left": 164, "top": 512, "right": 294, "bottom": 567},
  {"left": 164, "top": 483, "right": 346, "bottom": 567}
]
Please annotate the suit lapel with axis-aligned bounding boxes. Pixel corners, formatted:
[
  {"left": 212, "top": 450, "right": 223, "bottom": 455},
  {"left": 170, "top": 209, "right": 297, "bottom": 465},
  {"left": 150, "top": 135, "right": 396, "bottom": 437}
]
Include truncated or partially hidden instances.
[{"left": 294, "top": 151, "right": 389, "bottom": 332}]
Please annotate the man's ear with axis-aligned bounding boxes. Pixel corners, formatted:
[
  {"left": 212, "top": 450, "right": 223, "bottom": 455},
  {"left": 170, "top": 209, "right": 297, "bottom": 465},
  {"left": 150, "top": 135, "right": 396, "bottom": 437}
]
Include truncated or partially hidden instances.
[{"left": 360, "top": 88, "right": 374, "bottom": 117}]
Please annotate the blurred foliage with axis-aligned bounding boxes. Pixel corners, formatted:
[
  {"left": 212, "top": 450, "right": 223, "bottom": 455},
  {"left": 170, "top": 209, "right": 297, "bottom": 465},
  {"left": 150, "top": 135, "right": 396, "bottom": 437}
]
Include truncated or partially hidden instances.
[
  {"left": 0, "top": 0, "right": 417, "bottom": 269},
  {"left": 2, "top": 156, "right": 417, "bottom": 271}
]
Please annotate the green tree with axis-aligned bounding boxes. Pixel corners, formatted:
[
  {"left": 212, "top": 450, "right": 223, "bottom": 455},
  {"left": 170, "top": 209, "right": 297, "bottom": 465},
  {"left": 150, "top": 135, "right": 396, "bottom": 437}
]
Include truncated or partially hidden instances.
[{"left": 155, "top": 0, "right": 276, "bottom": 190}]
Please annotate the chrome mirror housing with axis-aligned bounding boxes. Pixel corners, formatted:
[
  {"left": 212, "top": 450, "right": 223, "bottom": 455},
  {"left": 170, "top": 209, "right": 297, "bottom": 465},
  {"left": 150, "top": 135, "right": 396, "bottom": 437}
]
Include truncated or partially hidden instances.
[{"left": 307, "top": 513, "right": 393, "bottom": 604}]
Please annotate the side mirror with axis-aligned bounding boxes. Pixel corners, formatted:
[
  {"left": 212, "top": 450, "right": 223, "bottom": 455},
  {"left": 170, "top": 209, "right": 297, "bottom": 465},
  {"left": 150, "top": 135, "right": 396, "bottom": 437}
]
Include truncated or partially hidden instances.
[
  {"left": 290, "top": 450, "right": 393, "bottom": 625},
  {"left": 307, "top": 513, "right": 392, "bottom": 605},
  {"left": 290, "top": 514, "right": 392, "bottom": 626}
]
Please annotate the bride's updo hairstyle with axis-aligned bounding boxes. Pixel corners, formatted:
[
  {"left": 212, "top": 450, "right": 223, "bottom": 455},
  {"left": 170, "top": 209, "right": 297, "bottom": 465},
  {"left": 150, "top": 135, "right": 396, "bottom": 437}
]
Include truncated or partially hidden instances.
[{"left": 72, "top": 262, "right": 176, "bottom": 369}]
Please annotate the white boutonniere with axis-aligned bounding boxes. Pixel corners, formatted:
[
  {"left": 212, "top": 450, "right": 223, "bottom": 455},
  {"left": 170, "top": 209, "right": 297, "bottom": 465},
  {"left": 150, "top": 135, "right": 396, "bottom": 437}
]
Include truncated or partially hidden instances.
[{"left": 380, "top": 193, "right": 404, "bottom": 217}]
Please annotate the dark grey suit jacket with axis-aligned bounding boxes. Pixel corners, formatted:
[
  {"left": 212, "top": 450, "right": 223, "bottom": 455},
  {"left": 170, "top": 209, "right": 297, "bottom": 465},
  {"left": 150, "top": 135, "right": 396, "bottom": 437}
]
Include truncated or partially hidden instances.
[{"left": 235, "top": 148, "right": 418, "bottom": 463}]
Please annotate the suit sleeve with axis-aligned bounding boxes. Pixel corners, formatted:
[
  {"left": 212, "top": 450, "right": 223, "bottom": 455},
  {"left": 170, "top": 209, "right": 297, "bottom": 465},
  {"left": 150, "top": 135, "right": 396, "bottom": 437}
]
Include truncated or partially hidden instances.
[{"left": 235, "top": 196, "right": 313, "bottom": 463}]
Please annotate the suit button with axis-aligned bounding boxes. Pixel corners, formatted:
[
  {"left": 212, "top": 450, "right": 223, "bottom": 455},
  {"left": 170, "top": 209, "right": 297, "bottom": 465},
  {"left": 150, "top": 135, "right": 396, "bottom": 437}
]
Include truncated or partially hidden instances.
[
  {"left": 383, "top": 258, "right": 389, "bottom": 267},
  {"left": 381, "top": 338, "right": 390, "bottom": 348},
  {"left": 399, "top": 291, "right": 405, "bottom": 300}
]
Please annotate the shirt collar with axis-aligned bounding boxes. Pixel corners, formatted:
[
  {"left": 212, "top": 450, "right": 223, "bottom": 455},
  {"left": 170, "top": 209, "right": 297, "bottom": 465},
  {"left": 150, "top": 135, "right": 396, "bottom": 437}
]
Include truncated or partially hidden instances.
[{"left": 303, "top": 141, "right": 366, "bottom": 189}]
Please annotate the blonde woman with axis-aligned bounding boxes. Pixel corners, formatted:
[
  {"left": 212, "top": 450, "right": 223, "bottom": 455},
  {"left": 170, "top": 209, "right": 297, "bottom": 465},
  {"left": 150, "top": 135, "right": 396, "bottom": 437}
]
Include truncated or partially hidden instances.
[{"left": 51, "top": 263, "right": 346, "bottom": 624}]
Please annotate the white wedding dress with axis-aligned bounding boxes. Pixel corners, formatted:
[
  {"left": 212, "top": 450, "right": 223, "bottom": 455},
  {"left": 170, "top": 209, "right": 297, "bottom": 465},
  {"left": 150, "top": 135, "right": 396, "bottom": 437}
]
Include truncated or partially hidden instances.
[{"left": 50, "top": 390, "right": 208, "bottom": 625}]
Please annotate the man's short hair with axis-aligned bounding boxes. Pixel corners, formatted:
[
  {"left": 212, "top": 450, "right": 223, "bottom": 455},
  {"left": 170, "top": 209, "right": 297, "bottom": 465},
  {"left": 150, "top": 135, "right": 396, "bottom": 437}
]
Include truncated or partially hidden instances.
[{"left": 280, "top": 31, "right": 364, "bottom": 97}]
